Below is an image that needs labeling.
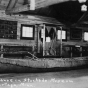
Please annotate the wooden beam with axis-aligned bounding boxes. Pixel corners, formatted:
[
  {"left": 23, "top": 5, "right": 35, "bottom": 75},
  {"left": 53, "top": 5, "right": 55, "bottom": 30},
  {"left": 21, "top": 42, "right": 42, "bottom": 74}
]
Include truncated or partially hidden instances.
[
  {"left": 35, "top": 0, "right": 76, "bottom": 9},
  {"left": 6, "top": 0, "right": 35, "bottom": 14},
  {"left": 6, "top": 4, "right": 30, "bottom": 14},
  {"left": 60, "top": 26, "right": 63, "bottom": 57},
  {"left": 6, "top": 0, "right": 77, "bottom": 14}
]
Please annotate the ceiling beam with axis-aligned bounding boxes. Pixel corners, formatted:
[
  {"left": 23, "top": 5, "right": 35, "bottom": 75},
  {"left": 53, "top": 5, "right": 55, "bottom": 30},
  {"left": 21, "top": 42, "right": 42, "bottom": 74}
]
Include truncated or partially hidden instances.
[
  {"left": 6, "top": 0, "right": 77, "bottom": 14},
  {"left": 77, "top": 12, "right": 88, "bottom": 22},
  {"left": 72, "top": 12, "right": 88, "bottom": 27},
  {"left": 34, "top": 0, "right": 76, "bottom": 9}
]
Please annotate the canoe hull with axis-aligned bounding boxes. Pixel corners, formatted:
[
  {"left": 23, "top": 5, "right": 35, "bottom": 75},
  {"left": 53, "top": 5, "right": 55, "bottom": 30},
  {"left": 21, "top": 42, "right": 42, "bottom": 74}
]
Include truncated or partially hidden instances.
[
  {"left": 0, "top": 57, "right": 88, "bottom": 73},
  {"left": 0, "top": 60, "right": 88, "bottom": 73}
]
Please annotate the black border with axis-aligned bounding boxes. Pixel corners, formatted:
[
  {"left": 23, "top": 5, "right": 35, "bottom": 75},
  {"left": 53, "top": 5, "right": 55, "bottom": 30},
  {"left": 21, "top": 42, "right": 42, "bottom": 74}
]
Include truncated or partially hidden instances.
[{"left": 20, "top": 24, "right": 35, "bottom": 40}]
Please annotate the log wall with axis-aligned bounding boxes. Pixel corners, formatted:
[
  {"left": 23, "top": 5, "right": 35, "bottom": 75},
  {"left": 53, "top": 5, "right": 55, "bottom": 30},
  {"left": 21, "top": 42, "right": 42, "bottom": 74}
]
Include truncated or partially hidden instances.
[
  {"left": 0, "top": 12, "right": 88, "bottom": 58},
  {"left": 45, "top": 27, "right": 88, "bottom": 57}
]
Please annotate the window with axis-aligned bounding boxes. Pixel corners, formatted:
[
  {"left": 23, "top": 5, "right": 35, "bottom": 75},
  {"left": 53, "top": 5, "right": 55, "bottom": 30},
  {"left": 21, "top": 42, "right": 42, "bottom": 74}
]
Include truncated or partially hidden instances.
[
  {"left": 70, "top": 28, "right": 82, "bottom": 40},
  {"left": 21, "top": 24, "right": 34, "bottom": 40},
  {"left": 84, "top": 32, "right": 88, "bottom": 41},
  {"left": 22, "top": 26, "right": 33, "bottom": 37},
  {"left": 0, "top": 19, "right": 17, "bottom": 39},
  {"left": 57, "top": 30, "right": 66, "bottom": 40}
]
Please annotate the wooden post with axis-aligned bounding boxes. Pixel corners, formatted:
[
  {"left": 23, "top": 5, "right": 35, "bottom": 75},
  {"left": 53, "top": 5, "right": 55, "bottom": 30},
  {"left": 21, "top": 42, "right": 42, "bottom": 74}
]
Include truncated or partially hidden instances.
[
  {"left": 70, "top": 46, "right": 73, "bottom": 58},
  {"left": 43, "top": 24, "right": 45, "bottom": 56},
  {"left": 80, "top": 46, "right": 82, "bottom": 57},
  {"left": 60, "top": 27, "right": 62, "bottom": 57},
  {"left": 37, "top": 25, "right": 41, "bottom": 54},
  {"left": 33, "top": 45, "right": 35, "bottom": 59},
  {"left": 1, "top": 45, "right": 3, "bottom": 58}
]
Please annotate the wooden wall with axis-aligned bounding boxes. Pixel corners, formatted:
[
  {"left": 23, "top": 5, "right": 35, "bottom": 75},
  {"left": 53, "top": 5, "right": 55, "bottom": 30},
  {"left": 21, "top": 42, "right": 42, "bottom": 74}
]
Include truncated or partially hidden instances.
[
  {"left": 0, "top": 12, "right": 88, "bottom": 58},
  {"left": 0, "top": 13, "right": 62, "bottom": 57},
  {"left": 44, "top": 26, "right": 88, "bottom": 57},
  {"left": 0, "top": 15, "right": 37, "bottom": 47},
  {"left": 0, "top": 14, "right": 40, "bottom": 57}
]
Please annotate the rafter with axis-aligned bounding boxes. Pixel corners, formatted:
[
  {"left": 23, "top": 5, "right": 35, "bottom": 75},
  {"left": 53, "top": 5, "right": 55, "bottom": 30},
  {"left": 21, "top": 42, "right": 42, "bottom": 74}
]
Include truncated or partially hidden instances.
[
  {"left": 6, "top": 0, "right": 77, "bottom": 14},
  {"left": 34, "top": 0, "right": 76, "bottom": 9}
]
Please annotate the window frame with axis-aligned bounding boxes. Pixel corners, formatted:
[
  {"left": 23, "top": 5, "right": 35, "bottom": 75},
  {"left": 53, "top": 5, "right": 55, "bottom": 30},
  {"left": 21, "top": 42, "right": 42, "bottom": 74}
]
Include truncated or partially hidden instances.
[
  {"left": 20, "top": 24, "right": 35, "bottom": 40},
  {"left": 57, "top": 29, "right": 67, "bottom": 41}
]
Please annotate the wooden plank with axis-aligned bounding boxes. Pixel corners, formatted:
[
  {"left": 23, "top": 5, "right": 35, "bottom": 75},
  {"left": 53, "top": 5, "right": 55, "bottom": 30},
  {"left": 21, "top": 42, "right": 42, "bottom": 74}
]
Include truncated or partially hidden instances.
[
  {"left": 60, "top": 41, "right": 88, "bottom": 46},
  {"left": 80, "top": 46, "right": 82, "bottom": 57},
  {"left": 37, "top": 26, "right": 41, "bottom": 53},
  {"left": 35, "top": 0, "right": 71, "bottom": 9},
  {"left": 0, "top": 51, "right": 32, "bottom": 54},
  {"left": 6, "top": 0, "right": 35, "bottom": 14},
  {"left": 0, "top": 39, "right": 35, "bottom": 46},
  {"left": 0, "top": 14, "right": 63, "bottom": 25}
]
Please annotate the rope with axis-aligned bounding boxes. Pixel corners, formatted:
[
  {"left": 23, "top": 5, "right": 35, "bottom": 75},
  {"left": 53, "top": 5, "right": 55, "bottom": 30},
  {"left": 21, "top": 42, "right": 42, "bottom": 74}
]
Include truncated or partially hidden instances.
[
  {"left": 27, "top": 51, "right": 39, "bottom": 59},
  {"left": 14, "top": 51, "right": 39, "bottom": 60}
]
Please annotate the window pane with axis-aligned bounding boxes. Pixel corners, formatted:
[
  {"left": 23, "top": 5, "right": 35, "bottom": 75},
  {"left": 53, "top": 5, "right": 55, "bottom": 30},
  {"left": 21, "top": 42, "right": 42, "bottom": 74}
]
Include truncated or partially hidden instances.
[
  {"left": 84, "top": 32, "right": 88, "bottom": 41},
  {"left": 22, "top": 26, "right": 33, "bottom": 38},
  {"left": 29, "top": 33, "right": 33, "bottom": 37},
  {"left": 58, "top": 30, "right": 61, "bottom": 39},
  {"left": 57, "top": 30, "right": 66, "bottom": 39}
]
